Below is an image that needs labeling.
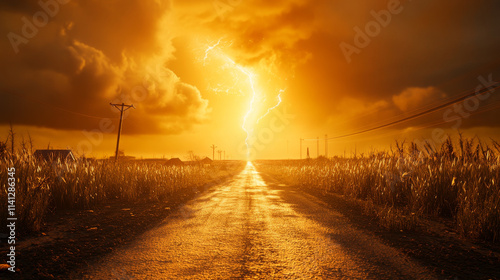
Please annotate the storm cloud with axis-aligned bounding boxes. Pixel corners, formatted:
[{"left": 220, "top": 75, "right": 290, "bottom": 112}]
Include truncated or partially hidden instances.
[
  {"left": 173, "top": 0, "right": 500, "bottom": 130},
  {"left": 0, "top": 0, "right": 210, "bottom": 134}
]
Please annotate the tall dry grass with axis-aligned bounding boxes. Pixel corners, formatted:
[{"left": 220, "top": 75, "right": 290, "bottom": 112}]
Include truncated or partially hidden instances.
[
  {"left": 0, "top": 154, "right": 244, "bottom": 232},
  {"left": 257, "top": 137, "right": 500, "bottom": 242}
]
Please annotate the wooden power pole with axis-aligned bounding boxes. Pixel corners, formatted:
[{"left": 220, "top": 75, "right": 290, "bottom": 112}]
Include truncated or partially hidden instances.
[
  {"left": 110, "top": 102, "right": 135, "bottom": 161},
  {"left": 211, "top": 144, "right": 217, "bottom": 161},
  {"left": 325, "top": 134, "right": 328, "bottom": 158},
  {"left": 317, "top": 137, "right": 319, "bottom": 158}
]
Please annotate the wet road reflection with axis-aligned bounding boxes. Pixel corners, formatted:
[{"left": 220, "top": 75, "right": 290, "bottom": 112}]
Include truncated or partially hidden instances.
[{"left": 82, "top": 162, "right": 436, "bottom": 279}]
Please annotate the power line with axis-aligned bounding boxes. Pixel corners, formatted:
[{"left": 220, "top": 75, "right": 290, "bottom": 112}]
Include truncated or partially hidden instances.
[
  {"left": 319, "top": 98, "right": 500, "bottom": 146},
  {"left": 304, "top": 82, "right": 499, "bottom": 141},
  {"left": 4, "top": 91, "right": 119, "bottom": 120}
]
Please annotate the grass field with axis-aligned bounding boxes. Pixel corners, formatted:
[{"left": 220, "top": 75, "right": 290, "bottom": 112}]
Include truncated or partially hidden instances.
[
  {"left": 0, "top": 156, "right": 245, "bottom": 233},
  {"left": 256, "top": 136, "right": 500, "bottom": 242},
  {"left": 2, "top": 136, "right": 499, "bottom": 243}
]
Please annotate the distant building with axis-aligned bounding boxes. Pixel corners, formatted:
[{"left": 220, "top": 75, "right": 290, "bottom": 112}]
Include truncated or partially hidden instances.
[
  {"left": 200, "top": 157, "right": 213, "bottom": 165},
  {"left": 34, "top": 149, "right": 76, "bottom": 162},
  {"left": 166, "top": 158, "right": 184, "bottom": 166}
]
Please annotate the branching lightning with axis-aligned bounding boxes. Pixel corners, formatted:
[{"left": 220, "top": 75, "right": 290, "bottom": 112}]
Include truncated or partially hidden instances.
[
  {"left": 203, "top": 39, "right": 221, "bottom": 66},
  {"left": 241, "top": 72, "right": 257, "bottom": 159},
  {"left": 256, "top": 88, "right": 285, "bottom": 123},
  {"left": 203, "top": 39, "right": 284, "bottom": 159}
]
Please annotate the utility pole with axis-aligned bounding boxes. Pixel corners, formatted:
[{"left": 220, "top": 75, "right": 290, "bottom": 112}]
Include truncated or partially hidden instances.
[
  {"left": 110, "top": 102, "right": 135, "bottom": 161},
  {"left": 223, "top": 151, "right": 225, "bottom": 161},
  {"left": 317, "top": 137, "right": 319, "bottom": 158},
  {"left": 325, "top": 134, "right": 328, "bottom": 158},
  {"left": 217, "top": 150, "right": 222, "bottom": 160},
  {"left": 211, "top": 144, "right": 217, "bottom": 160}
]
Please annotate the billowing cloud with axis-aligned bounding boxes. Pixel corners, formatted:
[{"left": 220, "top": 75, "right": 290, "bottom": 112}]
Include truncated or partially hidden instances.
[
  {"left": 0, "top": 0, "right": 210, "bottom": 134},
  {"left": 392, "top": 87, "right": 447, "bottom": 112}
]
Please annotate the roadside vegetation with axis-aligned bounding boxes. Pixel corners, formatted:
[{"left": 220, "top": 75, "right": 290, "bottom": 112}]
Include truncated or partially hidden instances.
[
  {"left": 257, "top": 136, "right": 500, "bottom": 243},
  {"left": 0, "top": 152, "right": 244, "bottom": 233}
]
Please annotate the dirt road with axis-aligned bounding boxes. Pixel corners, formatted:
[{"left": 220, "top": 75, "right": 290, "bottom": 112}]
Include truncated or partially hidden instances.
[{"left": 78, "top": 162, "right": 438, "bottom": 279}]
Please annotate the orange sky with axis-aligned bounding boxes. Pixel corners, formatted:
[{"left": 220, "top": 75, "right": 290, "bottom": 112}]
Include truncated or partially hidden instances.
[{"left": 1, "top": 0, "right": 500, "bottom": 160}]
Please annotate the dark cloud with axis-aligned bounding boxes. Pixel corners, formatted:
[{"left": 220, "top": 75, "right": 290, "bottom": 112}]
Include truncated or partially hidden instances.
[{"left": 0, "top": 0, "right": 210, "bottom": 134}]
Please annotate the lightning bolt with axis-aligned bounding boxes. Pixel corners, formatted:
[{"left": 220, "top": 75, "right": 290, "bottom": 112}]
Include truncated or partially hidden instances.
[
  {"left": 256, "top": 88, "right": 285, "bottom": 123},
  {"left": 240, "top": 70, "right": 257, "bottom": 159},
  {"left": 203, "top": 40, "right": 283, "bottom": 159},
  {"left": 203, "top": 39, "right": 222, "bottom": 66},
  {"left": 225, "top": 58, "right": 258, "bottom": 159}
]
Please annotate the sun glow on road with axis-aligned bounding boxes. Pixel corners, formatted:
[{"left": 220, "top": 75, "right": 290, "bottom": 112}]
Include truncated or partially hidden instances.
[{"left": 242, "top": 161, "right": 267, "bottom": 186}]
